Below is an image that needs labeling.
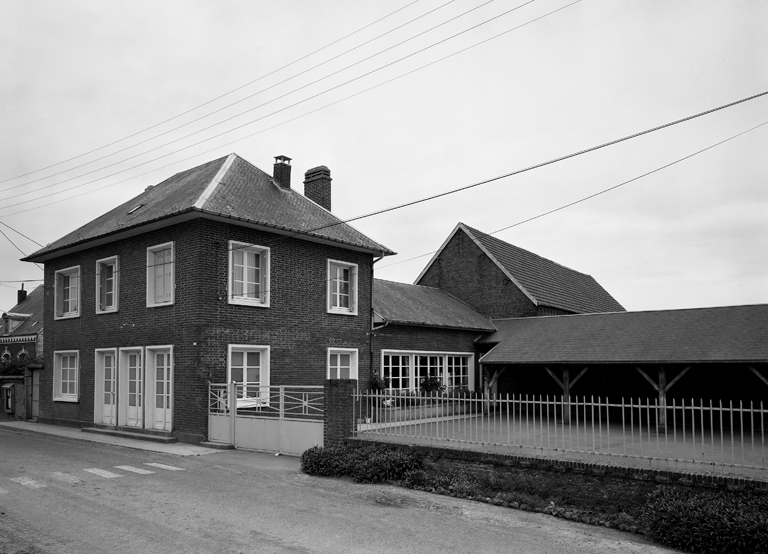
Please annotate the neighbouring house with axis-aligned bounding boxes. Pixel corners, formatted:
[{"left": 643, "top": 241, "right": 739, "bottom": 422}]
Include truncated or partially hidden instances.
[
  {"left": 22, "top": 153, "right": 394, "bottom": 443},
  {"left": 1, "top": 285, "right": 44, "bottom": 420}
]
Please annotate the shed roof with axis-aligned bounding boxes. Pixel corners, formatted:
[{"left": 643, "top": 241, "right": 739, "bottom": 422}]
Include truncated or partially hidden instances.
[
  {"left": 374, "top": 279, "right": 495, "bottom": 331},
  {"left": 478, "top": 304, "right": 768, "bottom": 365},
  {"left": 24, "top": 154, "right": 394, "bottom": 262}
]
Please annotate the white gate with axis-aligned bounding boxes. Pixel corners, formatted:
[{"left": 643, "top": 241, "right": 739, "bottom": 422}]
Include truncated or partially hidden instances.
[{"left": 208, "top": 384, "right": 324, "bottom": 455}]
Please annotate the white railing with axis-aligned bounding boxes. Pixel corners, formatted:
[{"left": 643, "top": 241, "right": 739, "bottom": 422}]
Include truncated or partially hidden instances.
[
  {"left": 209, "top": 383, "right": 324, "bottom": 419},
  {"left": 353, "top": 391, "right": 767, "bottom": 471}
]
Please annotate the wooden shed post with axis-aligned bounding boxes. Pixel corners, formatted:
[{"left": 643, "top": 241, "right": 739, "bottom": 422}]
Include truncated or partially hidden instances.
[
  {"left": 562, "top": 368, "right": 571, "bottom": 425},
  {"left": 658, "top": 367, "right": 667, "bottom": 433}
]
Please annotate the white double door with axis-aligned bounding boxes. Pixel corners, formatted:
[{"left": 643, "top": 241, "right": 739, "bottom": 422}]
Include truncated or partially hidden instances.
[{"left": 95, "top": 347, "right": 173, "bottom": 431}]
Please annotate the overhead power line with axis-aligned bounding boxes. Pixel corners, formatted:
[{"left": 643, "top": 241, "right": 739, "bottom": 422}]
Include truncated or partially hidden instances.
[
  {"left": 1, "top": 0, "right": 533, "bottom": 204},
  {"left": 0, "top": 0, "right": 460, "bottom": 194},
  {"left": 0, "top": 0, "right": 425, "bottom": 185},
  {"left": 375, "top": 119, "right": 768, "bottom": 272}
]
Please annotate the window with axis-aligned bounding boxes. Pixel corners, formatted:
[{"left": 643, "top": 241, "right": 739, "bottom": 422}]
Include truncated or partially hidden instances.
[
  {"left": 54, "top": 350, "right": 79, "bottom": 402},
  {"left": 228, "top": 241, "right": 270, "bottom": 307},
  {"left": 54, "top": 266, "right": 80, "bottom": 319},
  {"left": 328, "top": 348, "right": 358, "bottom": 380},
  {"left": 96, "top": 256, "right": 119, "bottom": 313},
  {"left": 382, "top": 351, "right": 474, "bottom": 392},
  {"left": 383, "top": 354, "right": 410, "bottom": 390},
  {"left": 228, "top": 345, "right": 270, "bottom": 408},
  {"left": 147, "top": 242, "right": 174, "bottom": 307},
  {"left": 327, "top": 260, "right": 357, "bottom": 315}
]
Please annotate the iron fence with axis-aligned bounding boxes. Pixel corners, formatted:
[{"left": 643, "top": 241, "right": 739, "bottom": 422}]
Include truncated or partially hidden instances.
[
  {"left": 208, "top": 383, "right": 324, "bottom": 420},
  {"left": 353, "top": 391, "right": 766, "bottom": 471}
]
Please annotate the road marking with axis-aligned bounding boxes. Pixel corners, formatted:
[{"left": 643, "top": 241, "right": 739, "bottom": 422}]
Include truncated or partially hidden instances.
[
  {"left": 115, "top": 465, "right": 155, "bottom": 475},
  {"left": 51, "top": 472, "right": 83, "bottom": 484},
  {"left": 144, "top": 463, "right": 184, "bottom": 471},
  {"left": 0, "top": 487, "right": 8, "bottom": 494},
  {"left": 83, "top": 468, "right": 122, "bottom": 479},
  {"left": 10, "top": 477, "right": 47, "bottom": 489}
]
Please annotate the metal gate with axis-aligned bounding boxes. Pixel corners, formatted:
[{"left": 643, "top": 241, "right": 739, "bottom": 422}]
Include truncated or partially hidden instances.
[{"left": 208, "top": 383, "right": 324, "bottom": 455}]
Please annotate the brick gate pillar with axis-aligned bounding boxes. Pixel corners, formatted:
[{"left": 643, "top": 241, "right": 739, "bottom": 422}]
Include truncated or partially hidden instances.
[{"left": 324, "top": 379, "right": 357, "bottom": 447}]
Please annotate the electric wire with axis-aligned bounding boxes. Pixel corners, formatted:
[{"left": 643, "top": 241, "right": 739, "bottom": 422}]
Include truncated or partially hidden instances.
[
  {"left": 0, "top": 0, "right": 459, "bottom": 193},
  {"left": 0, "top": 0, "right": 425, "bottom": 185},
  {"left": 375, "top": 119, "right": 768, "bottom": 272},
  {"left": 0, "top": 1, "right": 576, "bottom": 215},
  {"left": 1, "top": 0, "right": 533, "bottom": 204}
]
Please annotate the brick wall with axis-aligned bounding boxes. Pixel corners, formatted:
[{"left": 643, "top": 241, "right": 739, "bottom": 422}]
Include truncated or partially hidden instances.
[
  {"left": 40, "top": 218, "right": 374, "bottom": 443},
  {"left": 417, "top": 227, "right": 537, "bottom": 319},
  {"left": 0, "top": 376, "right": 25, "bottom": 420},
  {"left": 324, "top": 379, "right": 357, "bottom": 446}
]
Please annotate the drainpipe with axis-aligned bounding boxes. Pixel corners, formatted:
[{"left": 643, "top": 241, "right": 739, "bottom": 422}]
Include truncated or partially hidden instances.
[{"left": 369, "top": 255, "right": 384, "bottom": 390}]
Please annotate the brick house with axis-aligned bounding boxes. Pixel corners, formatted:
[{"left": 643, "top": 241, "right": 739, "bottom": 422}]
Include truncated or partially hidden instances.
[
  {"left": 1, "top": 285, "right": 44, "bottom": 421},
  {"left": 22, "top": 154, "right": 394, "bottom": 443}
]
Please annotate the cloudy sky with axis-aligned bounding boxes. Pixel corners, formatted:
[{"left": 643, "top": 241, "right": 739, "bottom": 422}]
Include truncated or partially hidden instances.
[{"left": 1, "top": 0, "right": 766, "bottom": 314}]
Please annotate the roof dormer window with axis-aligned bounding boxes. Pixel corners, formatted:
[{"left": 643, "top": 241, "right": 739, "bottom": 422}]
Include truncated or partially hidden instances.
[{"left": 127, "top": 204, "right": 144, "bottom": 215}]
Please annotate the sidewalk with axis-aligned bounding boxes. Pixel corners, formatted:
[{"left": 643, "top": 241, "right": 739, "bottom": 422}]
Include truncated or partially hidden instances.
[{"left": 0, "top": 420, "right": 221, "bottom": 457}]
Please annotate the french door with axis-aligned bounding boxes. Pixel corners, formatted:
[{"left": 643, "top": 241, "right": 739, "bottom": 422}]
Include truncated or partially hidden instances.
[
  {"left": 146, "top": 348, "right": 173, "bottom": 431},
  {"left": 120, "top": 349, "right": 144, "bottom": 428}
]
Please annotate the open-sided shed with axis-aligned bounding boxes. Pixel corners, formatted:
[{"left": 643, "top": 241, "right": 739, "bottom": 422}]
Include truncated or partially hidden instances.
[{"left": 478, "top": 304, "right": 768, "bottom": 424}]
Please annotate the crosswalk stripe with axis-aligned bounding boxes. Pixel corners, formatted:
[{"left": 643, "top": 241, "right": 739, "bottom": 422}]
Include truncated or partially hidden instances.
[
  {"left": 115, "top": 465, "right": 155, "bottom": 475},
  {"left": 83, "top": 468, "right": 122, "bottom": 479},
  {"left": 144, "top": 463, "right": 184, "bottom": 471},
  {"left": 0, "top": 487, "right": 8, "bottom": 494},
  {"left": 10, "top": 477, "right": 46, "bottom": 489},
  {"left": 51, "top": 472, "right": 83, "bottom": 484}
]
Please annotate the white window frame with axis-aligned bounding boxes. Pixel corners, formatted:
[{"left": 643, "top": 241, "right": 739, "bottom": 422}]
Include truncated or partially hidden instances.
[
  {"left": 146, "top": 242, "right": 175, "bottom": 307},
  {"left": 227, "top": 345, "right": 270, "bottom": 407},
  {"left": 54, "top": 265, "right": 80, "bottom": 320},
  {"left": 327, "top": 348, "right": 359, "bottom": 380},
  {"left": 228, "top": 241, "right": 270, "bottom": 307},
  {"left": 381, "top": 350, "right": 475, "bottom": 392},
  {"left": 53, "top": 350, "right": 79, "bottom": 402},
  {"left": 327, "top": 259, "right": 358, "bottom": 315},
  {"left": 96, "top": 256, "right": 119, "bottom": 314}
]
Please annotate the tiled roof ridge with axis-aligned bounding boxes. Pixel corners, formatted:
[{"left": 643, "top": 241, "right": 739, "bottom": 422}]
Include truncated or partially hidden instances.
[
  {"left": 490, "top": 302, "right": 768, "bottom": 322},
  {"left": 460, "top": 222, "right": 593, "bottom": 278}
]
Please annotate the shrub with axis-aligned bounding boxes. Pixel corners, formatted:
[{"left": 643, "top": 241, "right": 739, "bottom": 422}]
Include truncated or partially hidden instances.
[
  {"left": 301, "top": 443, "right": 421, "bottom": 483},
  {"left": 419, "top": 376, "right": 445, "bottom": 395},
  {"left": 641, "top": 487, "right": 768, "bottom": 554}
]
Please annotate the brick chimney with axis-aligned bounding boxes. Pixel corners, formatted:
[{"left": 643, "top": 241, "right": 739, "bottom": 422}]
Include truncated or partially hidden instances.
[
  {"left": 17, "top": 284, "right": 27, "bottom": 305},
  {"left": 304, "top": 166, "right": 332, "bottom": 211},
  {"left": 273, "top": 155, "right": 292, "bottom": 189}
]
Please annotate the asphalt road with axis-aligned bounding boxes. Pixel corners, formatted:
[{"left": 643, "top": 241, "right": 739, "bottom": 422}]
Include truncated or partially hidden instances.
[{"left": 0, "top": 428, "right": 678, "bottom": 554}]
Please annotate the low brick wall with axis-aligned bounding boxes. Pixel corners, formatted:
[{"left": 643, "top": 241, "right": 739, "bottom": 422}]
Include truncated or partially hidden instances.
[
  {"left": 346, "top": 438, "right": 768, "bottom": 493},
  {"left": 324, "top": 379, "right": 357, "bottom": 447}
]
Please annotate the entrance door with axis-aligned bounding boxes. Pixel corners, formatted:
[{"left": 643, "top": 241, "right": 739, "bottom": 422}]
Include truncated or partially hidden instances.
[
  {"left": 119, "top": 348, "right": 144, "bottom": 429},
  {"left": 102, "top": 353, "right": 117, "bottom": 425},
  {"left": 28, "top": 369, "right": 39, "bottom": 419},
  {"left": 146, "top": 347, "right": 172, "bottom": 431}
]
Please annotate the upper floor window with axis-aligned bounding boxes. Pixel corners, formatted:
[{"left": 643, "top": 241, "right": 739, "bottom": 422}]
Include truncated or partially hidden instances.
[
  {"left": 147, "top": 242, "right": 174, "bottom": 307},
  {"left": 327, "top": 260, "right": 357, "bottom": 315},
  {"left": 54, "top": 266, "right": 80, "bottom": 320},
  {"left": 228, "top": 241, "right": 270, "bottom": 307},
  {"left": 53, "top": 350, "right": 79, "bottom": 402},
  {"left": 96, "top": 256, "right": 119, "bottom": 314}
]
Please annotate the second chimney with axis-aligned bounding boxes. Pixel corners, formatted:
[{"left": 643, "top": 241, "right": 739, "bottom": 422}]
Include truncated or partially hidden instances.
[
  {"left": 17, "top": 284, "right": 27, "bottom": 305},
  {"left": 304, "top": 166, "right": 332, "bottom": 211},
  {"left": 273, "top": 155, "right": 292, "bottom": 189}
]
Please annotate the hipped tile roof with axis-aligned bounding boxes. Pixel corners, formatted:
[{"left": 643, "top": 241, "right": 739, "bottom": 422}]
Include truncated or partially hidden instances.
[
  {"left": 478, "top": 304, "right": 768, "bottom": 364},
  {"left": 24, "top": 154, "right": 393, "bottom": 261},
  {"left": 374, "top": 279, "right": 495, "bottom": 331}
]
